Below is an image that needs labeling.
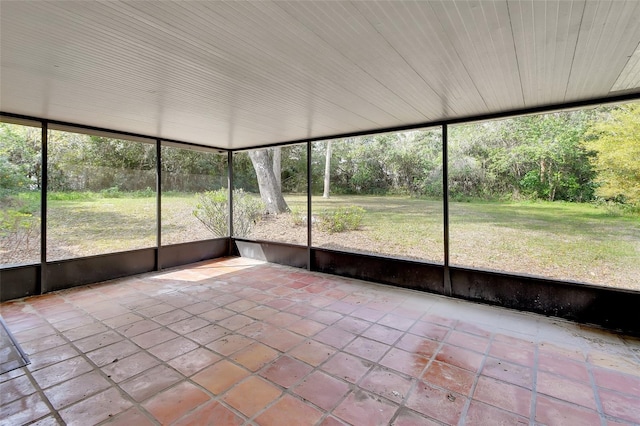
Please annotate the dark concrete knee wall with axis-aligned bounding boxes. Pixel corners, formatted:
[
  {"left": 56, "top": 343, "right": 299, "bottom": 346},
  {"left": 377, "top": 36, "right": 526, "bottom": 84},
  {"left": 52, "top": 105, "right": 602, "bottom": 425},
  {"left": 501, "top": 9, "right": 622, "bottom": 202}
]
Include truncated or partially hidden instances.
[{"left": 234, "top": 240, "right": 640, "bottom": 336}]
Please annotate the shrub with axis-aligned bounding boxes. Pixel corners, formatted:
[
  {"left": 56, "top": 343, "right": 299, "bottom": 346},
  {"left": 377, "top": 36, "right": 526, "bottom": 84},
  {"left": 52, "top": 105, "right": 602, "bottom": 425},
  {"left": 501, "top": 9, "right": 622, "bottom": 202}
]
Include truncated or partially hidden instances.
[
  {"left": 318, "top": 205, "right": 365, "bottom": 233},
  {"left": 0, "top": 209, "right": 39, "bottom": 266},
  {"left": 193, "top": 189, "right": 264, "bottom": 238}
]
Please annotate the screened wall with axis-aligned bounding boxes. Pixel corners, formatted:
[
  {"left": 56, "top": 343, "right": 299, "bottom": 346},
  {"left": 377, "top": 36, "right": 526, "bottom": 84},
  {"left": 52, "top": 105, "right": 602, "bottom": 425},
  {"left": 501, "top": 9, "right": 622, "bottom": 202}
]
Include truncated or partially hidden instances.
[{"left": 1, "top": 101, "right": 638, "bottom": 330}]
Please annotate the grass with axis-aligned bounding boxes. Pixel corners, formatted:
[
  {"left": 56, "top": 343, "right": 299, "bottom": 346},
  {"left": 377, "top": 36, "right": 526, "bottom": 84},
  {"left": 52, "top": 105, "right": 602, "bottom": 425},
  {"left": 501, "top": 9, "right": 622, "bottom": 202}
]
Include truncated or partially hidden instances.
[{"left": 2, "top": 191, "right": 638, "bottom": 290}]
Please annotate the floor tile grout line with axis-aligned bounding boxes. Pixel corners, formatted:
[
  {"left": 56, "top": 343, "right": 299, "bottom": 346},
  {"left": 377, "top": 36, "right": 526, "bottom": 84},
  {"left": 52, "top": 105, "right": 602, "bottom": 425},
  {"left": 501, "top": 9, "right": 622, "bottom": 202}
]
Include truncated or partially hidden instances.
[
  {"left": 583, "top": 346, "right": 608, "bottom": 426},
  {"left": 456, "top": 328, "right": 494, "bottom": 426},
  {"left": 529, "top": 338, "right": 539, "bottom": 426}
]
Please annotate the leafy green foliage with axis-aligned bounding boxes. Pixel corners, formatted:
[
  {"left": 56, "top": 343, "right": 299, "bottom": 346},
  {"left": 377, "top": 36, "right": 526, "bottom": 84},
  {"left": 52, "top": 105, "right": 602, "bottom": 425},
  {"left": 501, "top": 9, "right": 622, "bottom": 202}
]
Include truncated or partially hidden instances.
[
  {"left": 193, "top": 189, "right": 263, "bottom": 238},
  {"left": 318, "top": 205, "right": 365, "bottom": 233},
  {"left": 584, "top": 104, "right": 640, "bottom": 205}
]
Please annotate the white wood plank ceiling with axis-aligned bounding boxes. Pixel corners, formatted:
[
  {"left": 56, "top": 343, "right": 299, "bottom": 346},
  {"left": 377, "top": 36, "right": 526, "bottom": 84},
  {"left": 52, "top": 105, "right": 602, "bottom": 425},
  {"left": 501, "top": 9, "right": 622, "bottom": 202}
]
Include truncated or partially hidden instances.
[{"left": 1, "top": 1, "right": 639, "bottom": 149}]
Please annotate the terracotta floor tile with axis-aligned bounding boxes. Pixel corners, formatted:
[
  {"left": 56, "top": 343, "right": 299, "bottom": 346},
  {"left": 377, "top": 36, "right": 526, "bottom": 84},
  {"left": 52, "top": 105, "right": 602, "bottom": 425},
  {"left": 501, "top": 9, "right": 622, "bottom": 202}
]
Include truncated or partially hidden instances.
[
  {"left": 117, "top": 319, "right": 160, "bottom": 338},
  {"left": 344, "top": 336, "right": 391, "bottom": 362},
  {"left": 183, "top": 301, "right": 216, "bottom": 315},
  {"left": 1, "top": 393, "right": 52, "bottom": 425},
  {"left": 225, "top": 299, "right": 257, "bottom": 312},
  {"left": 351, "top": 307, "right": 386, "bottom": 322},
  {"left": 395, "top": 333, "right": 439, "bottom": 358},
  {"left": 100, "top": 407, "right": 155, "bottom": 426},
  {"left": 333, "top": 390, "right": 397, "bottom": 426},
  {"left": 308, "top": 309, "right": 343, "bottom": 325},
  {"left": 377, "top": 313, "right": 416, "bottom": 331},
  {"left": 27, "top": 344, "right": 79, "bottom": 372},
  {"left": 223, "top": 376, "right": 281, "bottom": 417},
  {"left": 593, "top": 367, "right": 640, "bottom": 395},
  {"left": 148, "top": 336, "right": 199, "bottom": 361},
  {"left": 482, "top": 357, "right": 532, "bottom": 389},
  {"left": 231, "top": 342, "right": 279, "bottom": 371},
  {"left": 86, "top": 340, "right": 139, "bottom": 367},
  {"left": 538, "top": 341, "right": 585, "bottom": 361},
  {"left": 360, "top": 366, "right": 413, "bottom": 403},
  {"left": 409, "top": 321, "right": 450, "bottom": 341},
  {"left": 263, "top": 312, "right": 301, "bottom": 328},
  {"left": 50, "top": 316, "right": 94, "bottom": 333},
  {"left": 422, "top": 360, "right": 476, "bottom": 396},
  {"left": 285, "top": 302, "right": 318, "bottom": 317},
  {"left": 119, "top": 364, "right": 183, "bottom": 402},
  {"left": 192, "top": 359, "right": 250, "bottom": 395},
  {"left": 464, "top": 400, "right": 529, "bottom": 426},
  {"left": 321, "top": 352, "right": 372, "bottom": 384},
  {"left": 256, "top": 394, "right": 323, "bottom": 426},
  {"left": 538, "top": 352, "right": 590, "bottom": 383},
  {"left": 473, "top": 375, "right": 532, "bottom": 418},
  {"left": 198, "top": 307, "right": 235, "bottom": 322},
  {"left": 168, "top": 347, "right": 221, "bottom": 376},
  {"left": 73, "top": 330, "right": 122, "bottom": 353},
  {"left": 166, "top": 316, "right": 209, "bottom": 334},
  {"left": 2, "top": 374, "right": 36, "bottom": 404},
  {"left": 207, "top": 333, "right": 253, "bottom": 356},
  {"left": 535, "top": 394, "right": 601, "bottom": 426},
  {"left": 101, "top": 351, "right": 159, "bottom": 383},
  {"left": 29, "top": 415, "right": 63, "bottom": 426},
  {"left": 445, "top": 330, "right": 490, "bottom": 353},
  {"left": 261, "top": 355, "right": 313, "bottom": 388},
  {"left": 333, "top": 316, "right": 372, "bottom": 334},
  {"left": 44, "top": 371, "right": 110, "bottom": 409},
  {"left": 173, "top": 400, "right": 244, "bottom": 426},
  {"left": 436, "top": 344, "right": 485, "bottom": 373},
  {"left": 488, "top": 340, "right": 535, "bottom": 367},
  {"left": 326, "top": 301, "right": 359, "bottom": 315},
  {"left": 288, "top": 340, "right": 336, "bottom": 366},
  {"left": 454, "top": 322, "right": 492, "bottom": 338},
  {"left": 288, "top": 318, "right": 325, "bottom": 337},
  {"left": 245, "top": 305, "right": 280, "bottom": 320},
  {"left": 130, "top": 327, "right": 179, "bottom": 349},
  {"left": 19, "top": 334, "right": 67, "bottom": 355},
  {"left": 63, "top": 322, "right": 109, "bottom": 341},
  {"left": 218, "top": 314, "right": 255, "bottom": 331},
  {"left": 60, "top": 388, "right": 132, "bottom": 426},
  {"left": 261, "top": 328, "right": 305, "bottom": 352},
  {"left": 185, "top": 324, "right": 230, "bottom": 345},
  {"left": 314, "top": 327, "right": 356, "bottom": 349},
  {"left": 536, "top": 370, "right": 597, "bottom": 410},
  {"left": 598, "top": 389, "right": 640, "bottom": 423},
  {"left": 406, "top": 380, "right": 466, "bottom": 425},
  {"left": 138, "top": 303, "right": 175, "bottom": 318},
  {"left": 362, "top": 323, "right": 403, "bottom": 345},
  {"left": 31, "top": 356, "right": 93, "bottom": 389},
  {"left": 392, "top": 407, "right": 442, "bottom": 426},
  {"left": 319, "top": 416, "right": 349, "bottom": 426},
  {"left": 293, "top": 370, "right": 350, "bottom": 410},
  {"left": 143, "top": 381, "right": 209, "bottom": 424},
  {"left": 380, "top": 347, "right": 430, "bottom": 377}
]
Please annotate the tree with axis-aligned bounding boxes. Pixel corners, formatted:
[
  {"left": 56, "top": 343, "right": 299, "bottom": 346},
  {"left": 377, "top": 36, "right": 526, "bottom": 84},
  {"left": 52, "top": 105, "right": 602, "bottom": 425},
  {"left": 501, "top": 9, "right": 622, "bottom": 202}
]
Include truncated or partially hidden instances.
[
  {"left": 248, "top": 149, "right": 289, "bottom": 214},
  {"left": 323, "top": 141, "right": 332, "bottom": 198},
  {"left": 272, "top": 147, "right": 281, "bottom": 192},
  {"left": 584, "top": 103, "right": 640, "bottom": 204}
]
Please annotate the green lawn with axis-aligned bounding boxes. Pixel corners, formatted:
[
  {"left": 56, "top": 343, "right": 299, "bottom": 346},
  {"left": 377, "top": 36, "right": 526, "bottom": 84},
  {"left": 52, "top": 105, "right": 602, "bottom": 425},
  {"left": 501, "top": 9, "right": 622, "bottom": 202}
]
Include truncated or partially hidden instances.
[{"left": 3, "top": 192, "right": 638, "bottom": 290}]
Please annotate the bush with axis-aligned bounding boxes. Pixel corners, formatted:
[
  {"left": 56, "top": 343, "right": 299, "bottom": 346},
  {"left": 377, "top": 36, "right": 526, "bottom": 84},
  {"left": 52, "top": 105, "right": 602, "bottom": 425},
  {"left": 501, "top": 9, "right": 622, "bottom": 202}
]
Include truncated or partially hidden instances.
[
  {"left": 318, "top": 205, "right": 365, "bottom": 233},
  {"left": 193, "top": 189, "right": 264, "bottom": 238},
  {"left": 0, "top": 209, "right": 40, "bottom": 266}
]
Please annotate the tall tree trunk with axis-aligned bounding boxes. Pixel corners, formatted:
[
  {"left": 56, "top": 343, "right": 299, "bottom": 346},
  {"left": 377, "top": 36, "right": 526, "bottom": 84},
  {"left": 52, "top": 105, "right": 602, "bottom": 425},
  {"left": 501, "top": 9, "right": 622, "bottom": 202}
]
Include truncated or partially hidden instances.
[
  {"left": 323, "top": 141, "right": 332, "bottom": 198},
  {"left": 272, "top": 147, "right": 281, "bottom": 192},
  {"left": 248, "top": 149, "right": 289, "bottom": 214}
]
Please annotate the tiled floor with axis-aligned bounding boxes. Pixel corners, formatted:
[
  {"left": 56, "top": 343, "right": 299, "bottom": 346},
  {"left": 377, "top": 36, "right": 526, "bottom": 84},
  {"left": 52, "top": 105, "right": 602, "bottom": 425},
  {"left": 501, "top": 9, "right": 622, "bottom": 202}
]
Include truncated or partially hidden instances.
[{"left": 1, "top": 257, "right": 639, "bottom": 426}]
